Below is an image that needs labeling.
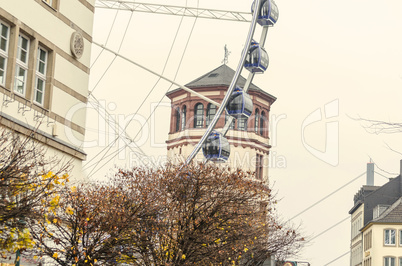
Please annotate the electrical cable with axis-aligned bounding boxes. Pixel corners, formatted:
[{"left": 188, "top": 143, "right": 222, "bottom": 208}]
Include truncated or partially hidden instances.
[
  {"left": 289, "top": 172, "right": 365, "bottom": 221},
  {"left": 310, "top": 216, "right": 349, "bottom": 241},
  {"left": 323, "top": 251, "right": 350, "bottom": 266}
]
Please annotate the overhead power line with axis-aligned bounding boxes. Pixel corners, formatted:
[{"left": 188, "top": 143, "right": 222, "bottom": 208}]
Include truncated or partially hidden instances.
[
  {"left": 95, "top": 1, "right": 251, "bottom": 22},
  {"left": 289, "top": 172, "right": 365, "bottom": 221}
]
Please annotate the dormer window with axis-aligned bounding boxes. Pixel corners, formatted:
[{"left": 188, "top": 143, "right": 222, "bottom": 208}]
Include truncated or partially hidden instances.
[{"left": 373, "top": 204, "right": 389, "bottom": 219}]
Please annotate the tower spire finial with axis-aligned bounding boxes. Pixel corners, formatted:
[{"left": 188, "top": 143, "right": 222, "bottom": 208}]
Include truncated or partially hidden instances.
[{"left": 222, "top": 44, "right": 231, "bottom": 65}]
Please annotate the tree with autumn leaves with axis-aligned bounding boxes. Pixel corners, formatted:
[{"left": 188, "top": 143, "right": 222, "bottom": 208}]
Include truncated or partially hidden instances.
[
  {"left": 0, "top": 129, "right": 70, "bottom": 260},
  {"left": 30, "top": 163, "right": 304, "bottom": 265},
  {"left": 0, "top": 127, "right": 304, "bottom": 265}
]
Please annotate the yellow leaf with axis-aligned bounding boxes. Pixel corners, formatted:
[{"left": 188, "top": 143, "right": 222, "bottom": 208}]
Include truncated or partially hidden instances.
[
  {"left": 182, "top": 254, "right": 186, "bottom": 259},
  {"left": 86, "top": 218, "right": 90, "bottom": 221},
  {"left": 53, "top": 252, "right": 58, "bottom": 259},
  {"left": 66, "top": 207, "right": 74, "bottom": 215},
  {"left": 71, "top": 186, "right": 77, "bottom": 193}
]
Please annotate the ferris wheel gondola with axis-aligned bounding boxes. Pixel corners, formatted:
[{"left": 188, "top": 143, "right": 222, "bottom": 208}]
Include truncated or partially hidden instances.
[
  {"left": 245, "top": 41, "right": 269, "bottom": 73},
  {"left": 202, "top": 131, "right": 230, "bottom": 162},
  {"left": 251, "top": 0, "right": 279, "bottom": 27},
  {"left": 226, "top": 87, "right": 253, "bottom": 118}
]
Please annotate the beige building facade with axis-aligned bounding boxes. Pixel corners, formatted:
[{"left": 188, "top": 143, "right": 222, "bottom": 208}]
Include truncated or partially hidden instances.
[
  {"left": 166, "top": 64, "right": 276, "bottom": 182},
  {"left": 0, "top": 0, "right": 94, "bottom": 180}
]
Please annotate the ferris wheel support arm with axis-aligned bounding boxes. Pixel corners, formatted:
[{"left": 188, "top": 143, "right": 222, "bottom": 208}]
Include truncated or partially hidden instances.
[
  {"left": 92, "top": 41, "right": 221, "bottom": 107},
  {"left": 185, "top": 0, "right": 262, "bottom": 164},
  {"left": 221, "top": 26, "right": 269, "bottom": 137},
  {"left": 95, "top": 1, "right": 251, "bottom": 22}
]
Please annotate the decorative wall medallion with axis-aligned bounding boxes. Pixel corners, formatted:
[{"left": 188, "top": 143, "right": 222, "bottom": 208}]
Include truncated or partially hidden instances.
[{"left": 70, "top": 31, "right": 84, "bottom": 59}]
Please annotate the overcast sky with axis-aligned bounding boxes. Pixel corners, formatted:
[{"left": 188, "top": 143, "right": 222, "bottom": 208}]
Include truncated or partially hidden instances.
[{"left": 85, "top": 0, "right": 402, "bottom": 264}]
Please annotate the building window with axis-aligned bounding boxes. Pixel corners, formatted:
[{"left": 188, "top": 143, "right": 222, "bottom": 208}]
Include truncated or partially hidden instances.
[
  {"left": 238, "top": 117, "right": 247, "bottom": 131},
  {"left": 364, "top": 257, "right": 372, "bottom": 266},
  {"left": 181, "top": 105, "right": 186, "bottom": 130},
  {"left": 260, "top": 111, "right": 265, "bottom": 135},
  {"left": 194, "top": 103, "right": 204, "bottom": 128},
  {"left": 254, "top": 109, "right": 259, "bottom": 133},
  {"left": 400, "top": 230, "right": 402, "bottom": 246},
  {"left": 0, "top": 21, "right": 10, "bottom": 86},
  {"left": 14, "top": 34, "right": 30, "bottom": 96},
  {"left": 384, "top": 257, "right": 395, "bottom": 266},
  {"left": 256, "top": 154, "right": 263, "bottom": 180},
  {"left": 385, "top": 229, "right": 396, "bottom": 245},
  {"left": 364, "top": 230, "right": 372, "bottom": 251},
  {"left": 206, "top": 103, "right": 216, "bottom": 127},
  {"left": 399, "top": 258, "right": 402, "bottom": 266},
  {"left": 42, "top": 0, "right": 57, "bottom": 9},
  {"left": 225, "top": 112, "right": 235, "bottom": 129},
  {"left": 34, "top": 47, "right": 47, "bottom": 105},
  {"left": 175, "top": 107, "right": 180, "bottom": 132}
]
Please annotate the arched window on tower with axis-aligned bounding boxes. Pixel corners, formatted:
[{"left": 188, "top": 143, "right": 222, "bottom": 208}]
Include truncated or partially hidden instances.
[
  {"left": 181, "top": 105, "right": 187, "bottom": 130},
  {"left": 194, "top": 103, "right": 204, "bottom": 128},
  {"left": 255, "top": 109, "right": 260, "bottom": 133},
  {"left": 175, "top": 107, "right": 180, "bottom": 132},
  {"left": 260, "top": 111, "right": 265, "bottom": 136},
  {"left": 206, "top": 103, "right": 217, "bottom": 127}
]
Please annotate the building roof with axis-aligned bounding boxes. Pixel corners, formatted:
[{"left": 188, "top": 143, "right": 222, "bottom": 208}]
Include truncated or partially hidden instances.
[
  {"left": 351, "top": 174, "right": 402, "bottom": 225},
  {"left": 166, "top": 64, "right": 276, "bottom": 101},
  {"left": 372, "top": 197, "right": 402, "bottom": 224}
]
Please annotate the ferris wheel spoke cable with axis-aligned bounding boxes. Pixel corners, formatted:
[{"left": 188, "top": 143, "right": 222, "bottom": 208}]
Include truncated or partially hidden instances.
[
  {"left": 87, "top": 12, "right": 200, "bottom": 177},
  {"left": 87, "top": 12, "right": 201, "bottom": 178},
  {"left": 83, "top": 95, "right": 151, "bottom": 174},
  {"left": 85, "top": 5, "right": 188, "bottom": 171},
  {"left": 85, "top": 9, "right": 149, "bottom": 172},
  {"left": 89, "top": 9, "right": 134, "bottom": 97},
  {"left": 85, "top": 2, "right": 199, "bottom": 177},
  {"left": 90, "top": 4, "right": 121, "bottom": 69}
]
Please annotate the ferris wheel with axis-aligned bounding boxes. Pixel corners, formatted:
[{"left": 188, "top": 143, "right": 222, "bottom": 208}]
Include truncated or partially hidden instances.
[{"left": 86, "top": 0, "right": 279, "bottom": 176}]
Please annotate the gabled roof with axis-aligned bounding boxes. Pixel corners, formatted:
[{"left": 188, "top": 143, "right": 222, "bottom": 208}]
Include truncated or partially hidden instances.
[
  {"left": 167, "top": 64, "right": 276, "bottom": 101},
  {"left": 185, "top": 64, "right": 258, "bottom": 89},
  {"left": 372, "top": 197, "right": 402, "bottom": 224}
]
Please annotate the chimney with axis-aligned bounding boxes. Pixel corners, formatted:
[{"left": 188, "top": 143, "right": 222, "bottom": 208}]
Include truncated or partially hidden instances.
[{"left": 367, "top": 162, "right": 374, "bottom": 186}]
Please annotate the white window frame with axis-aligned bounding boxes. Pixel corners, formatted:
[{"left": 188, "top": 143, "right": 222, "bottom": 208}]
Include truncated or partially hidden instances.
[
  {"left": 384, "top": 229, "right": 396, "bottom": 246},
  {"left": 400, "top": 230, "right": 402, "bottom": 246},
  {"left": 42, "top": 0, "right": 53, "bottom": 6},
  {"left": 384, "top": 257, "right": 395, "bottom": 266},
  {"left": 14, "top": 34, "right": 30, "bottom": 96},
  {"left": 34, "top": 46, "right": 47, "bottom": 106},
  {"left": 0, "top": 21, "right": 10, "bottom": 87}
]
